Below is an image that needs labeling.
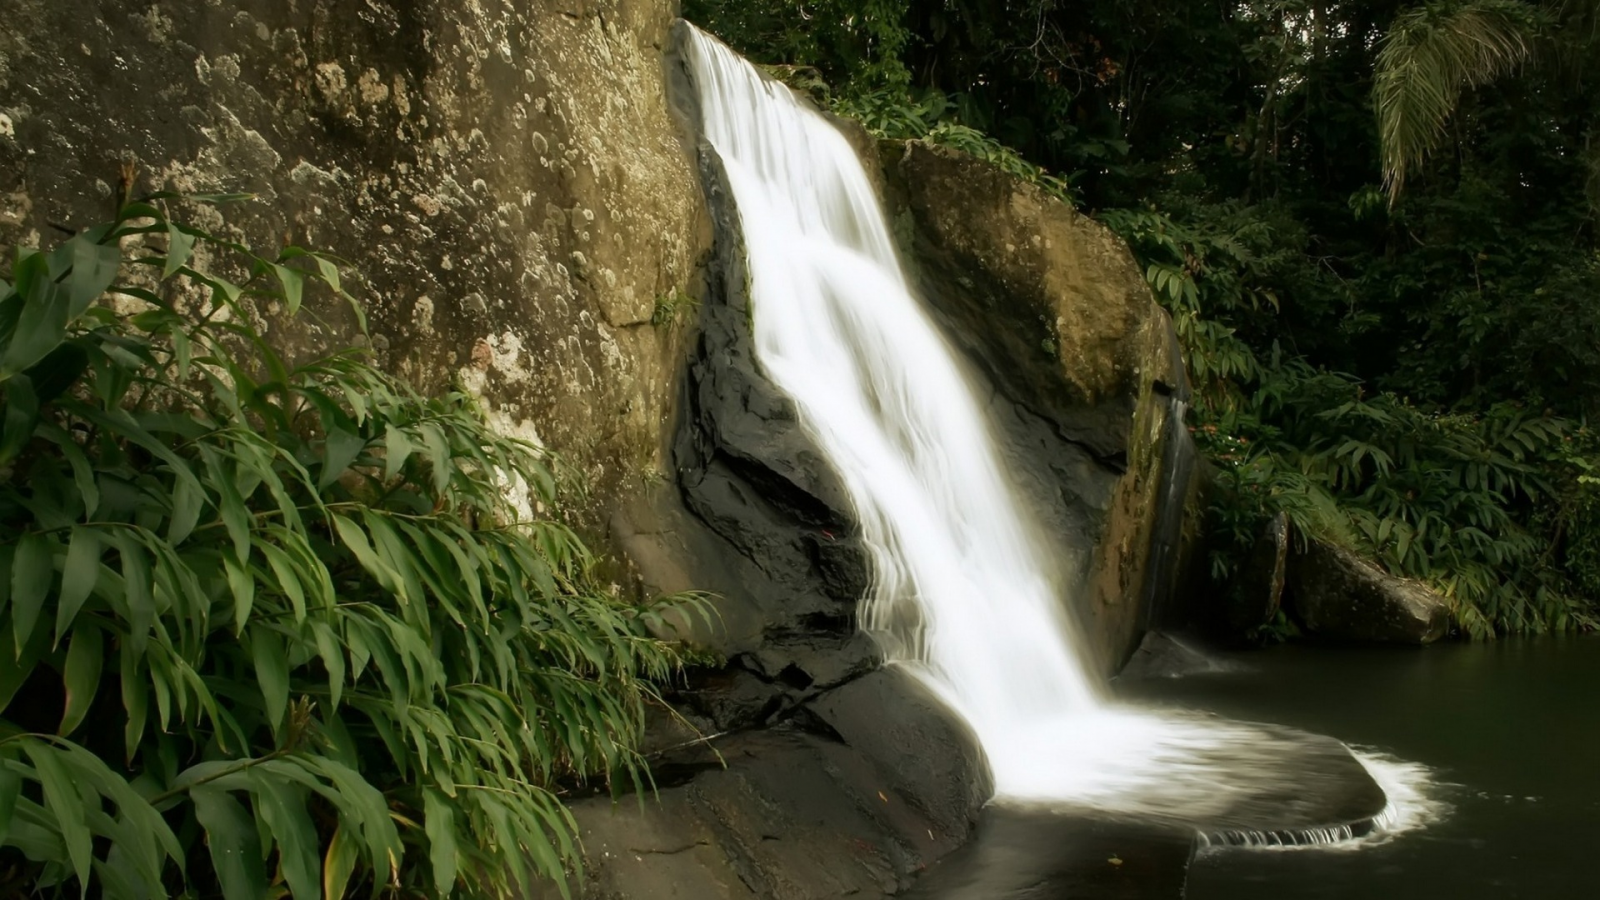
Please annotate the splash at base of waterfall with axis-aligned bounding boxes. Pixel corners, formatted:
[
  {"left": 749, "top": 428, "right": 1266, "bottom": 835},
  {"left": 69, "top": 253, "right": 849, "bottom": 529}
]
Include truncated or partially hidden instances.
[{"left": 978, "top": 704, "right": 1442, "bottom": 843}]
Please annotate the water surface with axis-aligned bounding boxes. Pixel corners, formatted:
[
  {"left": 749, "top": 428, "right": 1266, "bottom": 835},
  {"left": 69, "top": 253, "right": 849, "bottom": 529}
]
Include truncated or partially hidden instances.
[{"left": 1120, "top": 636, "right": 1600, "bottom": 899}]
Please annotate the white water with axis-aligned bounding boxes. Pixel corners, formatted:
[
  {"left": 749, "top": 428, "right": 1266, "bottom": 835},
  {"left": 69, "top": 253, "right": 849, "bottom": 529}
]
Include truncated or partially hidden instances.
[{"left": 682, "top": 26, "right": 1440, "bottom": 834}]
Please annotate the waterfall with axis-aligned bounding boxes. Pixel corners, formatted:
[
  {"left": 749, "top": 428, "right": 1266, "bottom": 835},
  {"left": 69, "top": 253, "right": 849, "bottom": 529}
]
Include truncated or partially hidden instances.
[
  {"left": 684, "top": 27, "right": 1097, "bottom": 801},
  {"left": 681, "top": 26, "right": 1436, "bottom": 830}
]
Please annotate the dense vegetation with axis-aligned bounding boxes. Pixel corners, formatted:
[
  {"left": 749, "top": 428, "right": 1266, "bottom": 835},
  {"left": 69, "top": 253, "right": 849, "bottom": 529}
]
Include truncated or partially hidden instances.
[
  {"left": 0, "top": 200, "right": 701, "bottom": 897},
  {"left": 688, "top": 0, "right": 1600, "bottom": 636}
]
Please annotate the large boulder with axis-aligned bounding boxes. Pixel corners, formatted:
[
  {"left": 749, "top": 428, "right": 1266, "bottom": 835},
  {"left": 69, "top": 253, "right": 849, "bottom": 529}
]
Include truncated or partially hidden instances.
[
  {"left": 542, "top": 670, "right": 991, "bottom": 900},
  {"left": 0, "top": 0, "right": 710, "bottom": 558},
  {"left": 878, "top": 140, "right": 1200, "bottom": 676},
  {"left": 1288, "top": 540, "right": 1452, "bottom": 643}
]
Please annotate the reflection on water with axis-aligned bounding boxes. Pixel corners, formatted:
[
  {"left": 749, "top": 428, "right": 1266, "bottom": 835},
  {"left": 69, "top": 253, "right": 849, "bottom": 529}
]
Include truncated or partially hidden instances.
[{"left": 1127, "top": 636, "right": 1600, "bottom": 899}]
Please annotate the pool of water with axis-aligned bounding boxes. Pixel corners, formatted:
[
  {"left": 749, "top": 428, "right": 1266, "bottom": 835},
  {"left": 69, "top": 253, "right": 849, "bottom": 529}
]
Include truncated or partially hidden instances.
[{"left": 1117, "top": 635, "right": 1600, "bottom": 899}]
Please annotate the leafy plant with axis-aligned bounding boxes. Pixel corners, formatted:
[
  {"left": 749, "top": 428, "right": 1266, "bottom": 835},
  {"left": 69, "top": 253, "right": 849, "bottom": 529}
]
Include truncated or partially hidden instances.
[
  {"left": 0, "top": 199, "right": 705, "bottom": 897},
  {"left": 828, "top": 88, "right": 1078, "bottom": 202},
  {"left": 1374, "top": 0, "right": 1543, "bottom": 201},
  {"left": 651, "top": 288, "right": 700, "bottom": 332}
]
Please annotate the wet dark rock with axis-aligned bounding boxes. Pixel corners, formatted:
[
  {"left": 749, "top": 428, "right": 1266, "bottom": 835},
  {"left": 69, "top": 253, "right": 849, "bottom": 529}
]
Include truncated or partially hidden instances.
[
  {"left": 1288, "top": 540, "right": 1452, "bottom": 644},
  {"left": 1226, "top": 512, "right": 1291, "bottom": 634},
  {"left": 904, "top": 811, "right": 1195, "bottom": 900},
  {"left": 545, "top": 725, "right": 986, "bottom": 900},
  {"left": 808, "top": 669, "right": 994, "bottom": 829},
  {"left": 1118, "top": 631, "right": 1239, "bottom": 680}
]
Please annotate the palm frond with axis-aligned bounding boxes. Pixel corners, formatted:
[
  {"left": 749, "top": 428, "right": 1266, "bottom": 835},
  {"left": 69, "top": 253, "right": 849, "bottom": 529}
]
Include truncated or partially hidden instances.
[{"left": 1374, "top": 0, "right": 1542, "bottom": 202}]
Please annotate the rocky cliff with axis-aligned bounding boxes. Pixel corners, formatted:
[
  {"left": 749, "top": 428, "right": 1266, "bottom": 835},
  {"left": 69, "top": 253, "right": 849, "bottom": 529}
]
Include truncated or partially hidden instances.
[
  {"left": 0, "top": 0, "right": 709, "bottom": 552},
  {"left": 2, "top": 4, "right": 1198, "bottom": 896}
]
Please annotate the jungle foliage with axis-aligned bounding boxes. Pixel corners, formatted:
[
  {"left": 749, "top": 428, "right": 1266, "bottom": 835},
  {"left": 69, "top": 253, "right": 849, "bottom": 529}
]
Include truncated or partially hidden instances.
[
  {"left": 687, "top": 0, "right": 1600, "bottom": 636},
  {"left": 0, "top": 200, "right": 702, "bottom": 897}
]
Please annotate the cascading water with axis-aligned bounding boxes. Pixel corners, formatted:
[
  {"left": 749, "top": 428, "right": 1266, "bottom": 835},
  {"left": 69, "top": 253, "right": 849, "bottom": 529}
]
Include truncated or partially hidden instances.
[
  {"left": 683, "top": 25, "right": 1097, "bottom": 801},
  {"left": 682, "top": 25, "right": 1439, "bottom": 831}
]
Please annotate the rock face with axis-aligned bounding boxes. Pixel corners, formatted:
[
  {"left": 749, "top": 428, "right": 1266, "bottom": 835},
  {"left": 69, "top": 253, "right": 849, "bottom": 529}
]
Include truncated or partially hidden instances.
[
  {"left": 6, "top": 5, "right": 1213, "bottom": 894},
  {"left": 1288, "top": 540, "right": 1452, "bottom": 643},
  {"left": 879, "top": 141, "right": 1197, "bottom": 676},
  {"left": 1225, "top": 511, "right": 1290, "bottom": 634},
  {"left": 534, "top": 670, "right": 992, "bottom": 900},
  {"left": 0, "top": 0, "right": 710, "bottom": 548}
]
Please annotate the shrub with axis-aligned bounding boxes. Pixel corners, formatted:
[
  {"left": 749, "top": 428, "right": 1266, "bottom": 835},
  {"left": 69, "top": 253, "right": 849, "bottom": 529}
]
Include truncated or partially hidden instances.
[{"left": 0, "top": 198, "right": 704, "bottom": 897}]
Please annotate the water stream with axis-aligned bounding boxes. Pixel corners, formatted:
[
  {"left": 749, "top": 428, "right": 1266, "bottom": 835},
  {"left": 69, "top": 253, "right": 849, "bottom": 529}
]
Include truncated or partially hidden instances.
[{"left": 682, "top": 25, "right": 1435, "bottom": 834}]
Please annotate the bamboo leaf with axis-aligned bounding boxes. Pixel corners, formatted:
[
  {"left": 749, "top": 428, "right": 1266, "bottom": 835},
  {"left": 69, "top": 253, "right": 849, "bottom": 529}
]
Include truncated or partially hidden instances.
[
  {"left": 251, "top": 628, "right": 290, "bottom": 737},
  {"left": 163, "top": 222, "right": 196, "bottom": 280},
  {"left": 67, "top": 236, "right": 121, "bottom": 316},
  {"left": 12, "top": 531, "right": 55, "bottom": 656},
  {"left": 423, "top": 788, "right": 459, "bottom": 896},
  {"left": 319, "top": 426, "right": 366, "bottom": 490},
  {"left": 272, "top": 264, "right": 305, "bottom": 315},
  {"left": 321, "top": 822, "right": 358, "bottom": 900},
  {"left": 59, "top": 622, "right": 104, "bottom": 736},
  {"left": 224, "top": 553, "right": 255, "bottom": 634},
  {"left": 0, "top": 374, "right": 39, "bottom": 463},
  {"left": 192, "top": 787, "right": 267, "bottom": 900},
  {"left": 168, "top": 474, "right": 205, "bottom": 546},
  {"left": 26, "top": 739, "right": 95, "bottom": 893},
  {"left": 383, "top": 424, "right": 413, "bottom": 482},
  {"left": 0, "top": 766, "right": 20, "bottom": 843},
  {"left": 55, "top": 527, "right": 103, "bottom": 644},
  {"left": 249, "top": 771, "right": 320, "bottom": 900}
]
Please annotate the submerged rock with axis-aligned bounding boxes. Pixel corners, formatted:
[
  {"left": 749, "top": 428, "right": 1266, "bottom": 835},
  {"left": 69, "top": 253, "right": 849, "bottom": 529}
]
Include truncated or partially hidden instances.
[
  {"left": 1288, "top": 541, "right": 1452, "bottom": 644},
  {"left": 1118, "top": 631, "right": 1239, "bottom": 680}
]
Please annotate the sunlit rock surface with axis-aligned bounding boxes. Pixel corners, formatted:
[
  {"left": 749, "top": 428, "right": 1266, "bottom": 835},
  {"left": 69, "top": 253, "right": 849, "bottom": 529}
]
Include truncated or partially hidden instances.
[{"left": 0, "top": 0, "right": 711, "bottom": 555}]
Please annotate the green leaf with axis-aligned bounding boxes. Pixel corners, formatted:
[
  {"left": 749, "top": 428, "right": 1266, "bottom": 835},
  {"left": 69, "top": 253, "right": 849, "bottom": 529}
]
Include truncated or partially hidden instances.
[
  {"left": 258, "top": 542, "right": 307, "bottom": 623},
  {"left": 114, "top": 532, "right": 154, "bottom": 655},
  {"left": 202, "top": 445, "right": 253, "bottom": 564},
  {"left": 319, "top": 426, "right": 366, "bottom": 490},
  {"left": 272, "top": 264, "right": 305, "bottom": 315},
  {"left": 424, "top": 788, "right": 459, "bottom": 897},
  {"left": 119, "top": 642, "right": 148, "bottom": 763},
  {"left": 224, "top": 553, "right": 255, "bottom": 634},
  {"left": 249, "top": 771, "right": 320, "bottom": 900},
  {"left": 67, "top": 238, "right": 121, "bottom": 317},
  {"left": 312, "top": 254, "right": 342, "bottom": 294},
  {"left": 383, "top": 425, "right": 413, "bottom": 482},
  {"left": 26, "top": 739, "right": 95, "bottom": 893},
  {"left": 321, "top": 822, "right": 358, "bottom": 900},
  {"left": 251, "top": 628, "right": 289, "bottom": 737},
  {"left": 59, "top": 622, "right": 104, "bottom": 736},
  {"left": 168, "top": 474, "right": 205, "bottom": 545},
  {"left": 0, "top": 766, "right": 20, "bottom": 842},
  {"left": 12, "top": 531, "right": 55, "bottom": 656},
  {"left": 330, "top": 514, "right": 390, "bottom": 593},
  {"left": 312, "top": 622, "right": 345, "bottom": 710},
  {"left": 163, "top": 223, "right": 196, "bottom": 280},
  {"left": 38, "top": 423, "right": 98, "bottom": 516},
  {"left": 55, "top": 527, "right": 102, "bottom": 644},
  {"left": 2, "top": 278, "right": 71, "bottom": 378},
  {"left": 419, "top": 423, "right": 452, "bottom": 494},
  {"left": 192, "top": 787, "right": 267, "bottom": 900},
  {"left": 0, "top": 374, "right": 39, "bottom": 463}
]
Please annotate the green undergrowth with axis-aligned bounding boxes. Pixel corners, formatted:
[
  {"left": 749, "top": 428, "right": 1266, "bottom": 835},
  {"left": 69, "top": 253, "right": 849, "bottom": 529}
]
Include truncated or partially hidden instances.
[
  {"left": 1105, "top": 204, "right": 1600, "bottom": 639},
  {"left": 0, "top": 198, "right": 709, "bottom": 897},
  {"left": 758, "top": 65, "right": 1079, "bottom": 204}
]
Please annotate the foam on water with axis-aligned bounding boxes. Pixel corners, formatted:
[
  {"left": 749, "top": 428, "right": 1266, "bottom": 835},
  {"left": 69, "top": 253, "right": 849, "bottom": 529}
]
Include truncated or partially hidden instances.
[{"left": 682, "top": 24, "right": 1442, "bottom": 839}]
